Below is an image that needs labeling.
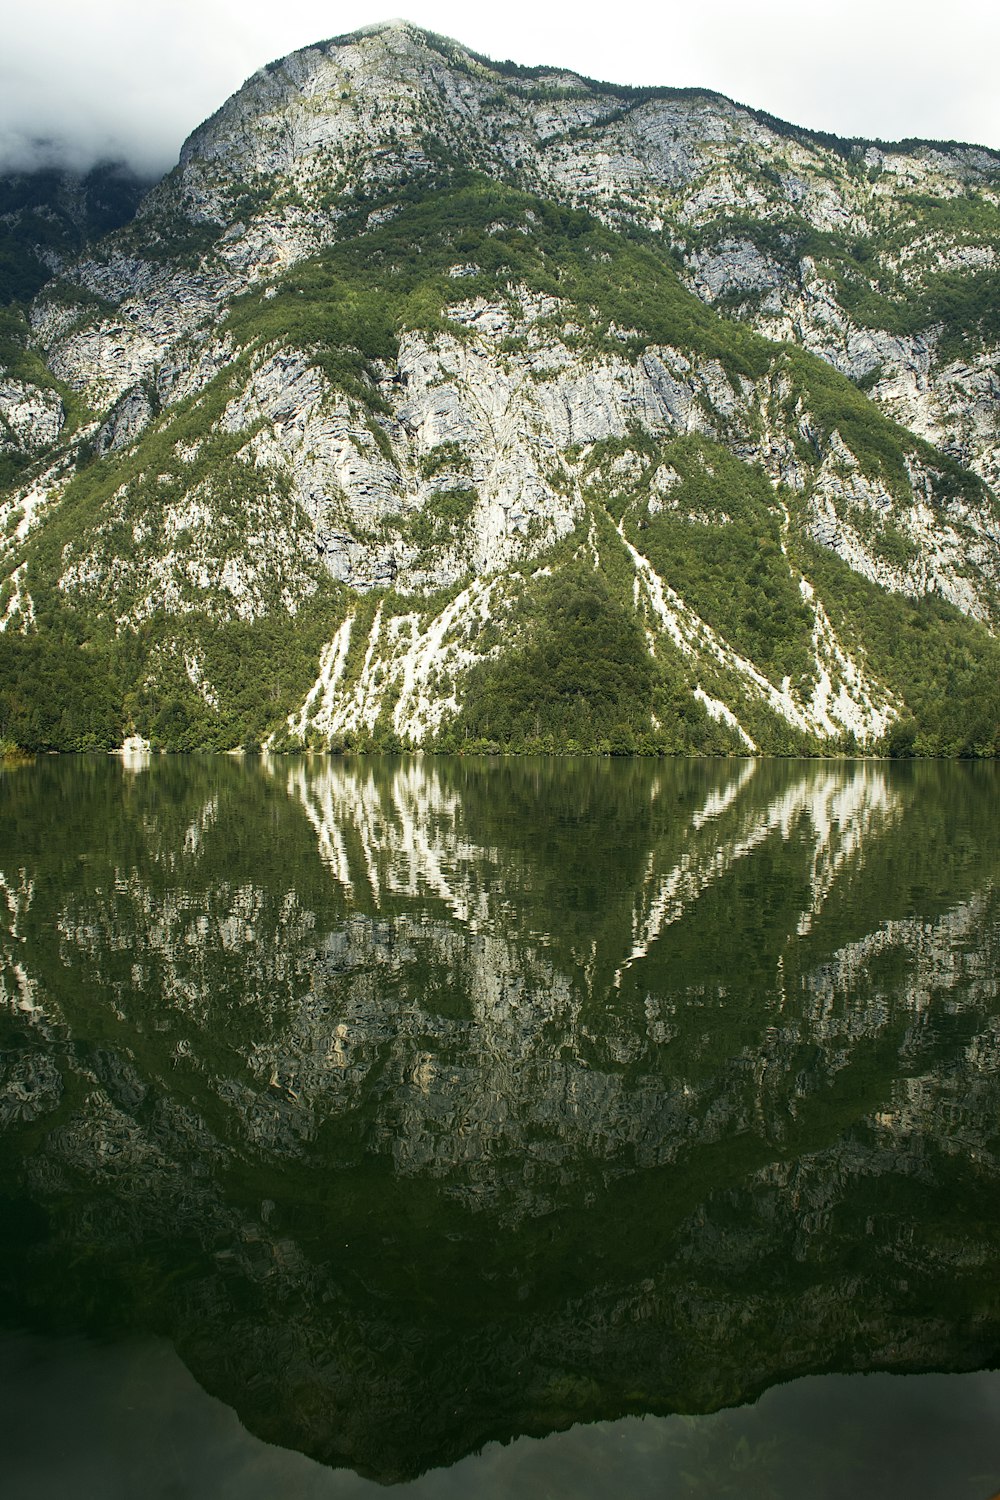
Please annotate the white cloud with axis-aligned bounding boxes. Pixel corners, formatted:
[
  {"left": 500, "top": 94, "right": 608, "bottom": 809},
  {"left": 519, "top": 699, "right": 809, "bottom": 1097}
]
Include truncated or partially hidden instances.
[{"left": 1, "top": 1, "right": 997, "bottom": 177}]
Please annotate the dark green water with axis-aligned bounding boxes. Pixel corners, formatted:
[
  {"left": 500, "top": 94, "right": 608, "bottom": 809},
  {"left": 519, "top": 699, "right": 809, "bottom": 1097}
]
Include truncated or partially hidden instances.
[{"left": 1, "top": 754, "right": 998, "bottom": 1496}]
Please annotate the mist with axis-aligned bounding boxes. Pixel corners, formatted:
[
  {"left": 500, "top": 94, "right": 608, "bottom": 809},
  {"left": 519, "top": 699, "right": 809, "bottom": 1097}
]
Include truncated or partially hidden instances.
[{"left": 2, "top": 0, "right": 998, "bottom": 180}]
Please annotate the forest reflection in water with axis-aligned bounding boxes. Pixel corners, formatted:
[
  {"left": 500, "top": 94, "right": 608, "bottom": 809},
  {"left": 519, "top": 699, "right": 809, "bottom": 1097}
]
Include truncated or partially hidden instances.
[{"left": 0, "top": 754, "right": 998, "bottom": 1493}]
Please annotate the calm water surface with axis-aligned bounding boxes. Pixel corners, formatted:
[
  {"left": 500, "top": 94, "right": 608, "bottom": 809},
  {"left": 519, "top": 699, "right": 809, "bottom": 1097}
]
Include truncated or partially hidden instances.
[{"left": 0, "top": 754, "right": 998, "bottom": 1497}]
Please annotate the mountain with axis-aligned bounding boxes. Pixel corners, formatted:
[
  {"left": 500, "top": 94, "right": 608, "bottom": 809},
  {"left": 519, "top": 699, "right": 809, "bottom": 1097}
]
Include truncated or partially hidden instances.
[{"left": 1, "top": 20, "right": 999, "bottom": 756}]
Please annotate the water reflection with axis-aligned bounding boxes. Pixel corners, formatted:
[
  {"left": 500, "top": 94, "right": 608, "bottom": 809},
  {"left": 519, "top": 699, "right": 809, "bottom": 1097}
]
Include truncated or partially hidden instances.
[
  {"left": 0, "top": 755, "right": 998, "bottom": 1483},
  {"left": 3, "top": 1330, "right": 999, "bottom": 1500}
]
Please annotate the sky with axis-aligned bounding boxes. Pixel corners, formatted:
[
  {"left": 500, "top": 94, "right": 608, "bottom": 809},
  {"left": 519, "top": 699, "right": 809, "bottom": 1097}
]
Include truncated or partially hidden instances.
[{"left": 2, "top": 0, "right": 998, "bottom": 177}]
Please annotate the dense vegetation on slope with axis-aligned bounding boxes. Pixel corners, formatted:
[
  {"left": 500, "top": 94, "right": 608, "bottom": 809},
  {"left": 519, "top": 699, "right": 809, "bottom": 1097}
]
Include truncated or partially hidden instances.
[
  {"left": 0, "top": 599, "right": 348, "bottom": 752},
  {"left": 452, "top": 563, "right": 656, "bottom": 753},
  {"left": 800, "top": 543, "right": 1000, "bottom": 756},
  {"left": 221, "top": 176, "right": 777, "bottom": 398}
]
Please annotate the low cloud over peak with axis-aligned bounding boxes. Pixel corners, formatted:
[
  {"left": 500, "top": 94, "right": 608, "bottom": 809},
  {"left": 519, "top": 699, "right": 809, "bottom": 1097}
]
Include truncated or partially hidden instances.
[{"left": 2, "top": 1, "right": 998, "bottom": 179}]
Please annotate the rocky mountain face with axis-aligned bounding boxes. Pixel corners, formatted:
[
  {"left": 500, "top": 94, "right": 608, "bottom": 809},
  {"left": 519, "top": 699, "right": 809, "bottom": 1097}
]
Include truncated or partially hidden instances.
[
  {"left": 2, "top": 756, "right": 999, "bottom": 1478},
  {"left": 1, "top": 21, "right": 999, "bottom": 754}
]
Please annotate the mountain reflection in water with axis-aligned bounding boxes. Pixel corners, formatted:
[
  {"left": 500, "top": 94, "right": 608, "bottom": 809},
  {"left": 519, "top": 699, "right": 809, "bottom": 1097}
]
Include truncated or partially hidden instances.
[{"left": 0, "top": 755, "right": 998, "bottom": 1487}]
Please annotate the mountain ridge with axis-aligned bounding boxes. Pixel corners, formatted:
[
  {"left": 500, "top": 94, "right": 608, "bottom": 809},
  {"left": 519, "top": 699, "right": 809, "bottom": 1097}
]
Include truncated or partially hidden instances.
[{"left": 304, "top": 19, "right": 1000, "bottom": 160}]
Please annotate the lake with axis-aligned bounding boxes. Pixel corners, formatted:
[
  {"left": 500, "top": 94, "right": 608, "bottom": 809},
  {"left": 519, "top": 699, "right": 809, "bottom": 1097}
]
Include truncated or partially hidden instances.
[{"left": 1, "top": 754, "right": 998, "bottom": 1497}]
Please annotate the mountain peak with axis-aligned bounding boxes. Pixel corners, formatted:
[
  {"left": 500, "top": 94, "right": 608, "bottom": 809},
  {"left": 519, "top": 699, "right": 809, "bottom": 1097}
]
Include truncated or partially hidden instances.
[{"left": 311, "top": 17, "right": 478, "bottom": 65}]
